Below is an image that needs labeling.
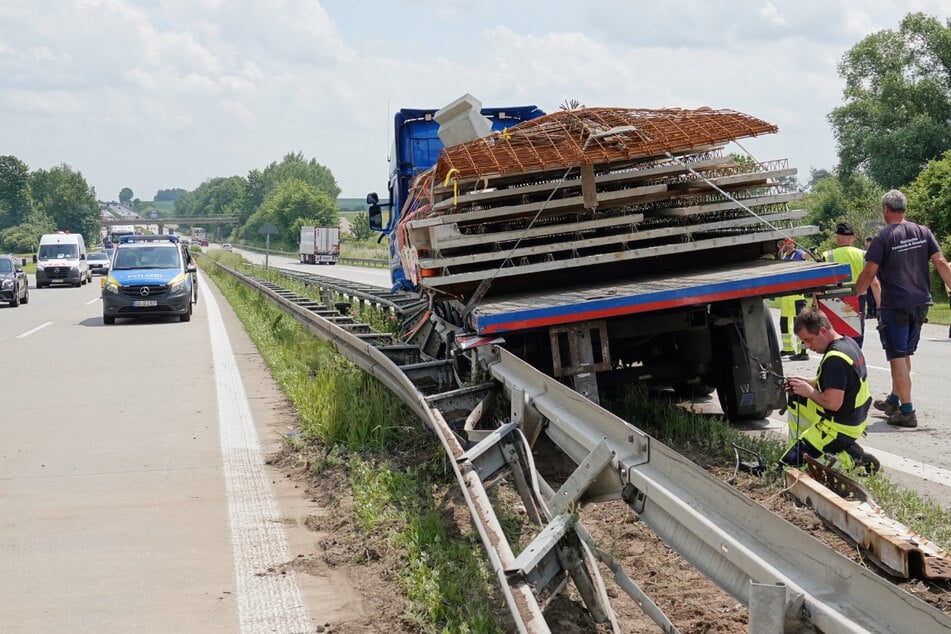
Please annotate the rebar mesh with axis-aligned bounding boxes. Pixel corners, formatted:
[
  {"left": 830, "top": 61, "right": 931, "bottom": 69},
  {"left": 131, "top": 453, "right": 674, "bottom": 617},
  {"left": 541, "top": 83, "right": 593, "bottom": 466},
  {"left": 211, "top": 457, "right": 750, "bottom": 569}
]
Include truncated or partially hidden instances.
[{"left": 433, "top": 107, "right": 778, "bottom": 183}]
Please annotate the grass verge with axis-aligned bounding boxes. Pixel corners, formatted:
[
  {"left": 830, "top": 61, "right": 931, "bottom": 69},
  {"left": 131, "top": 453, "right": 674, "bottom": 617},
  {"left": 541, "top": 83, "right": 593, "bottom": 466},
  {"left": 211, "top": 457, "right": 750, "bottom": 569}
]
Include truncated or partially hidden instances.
[{"left": 201, "top": 252, "right": 508, "bottom": 632}]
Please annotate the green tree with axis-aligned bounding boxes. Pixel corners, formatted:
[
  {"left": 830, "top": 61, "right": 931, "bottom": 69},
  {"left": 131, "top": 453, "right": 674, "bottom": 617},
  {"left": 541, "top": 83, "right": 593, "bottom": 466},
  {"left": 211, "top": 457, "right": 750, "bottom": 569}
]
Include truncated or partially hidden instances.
[
  {"left": 0, "top": 214, "right": 56, "bottom": 252},
  {"left": 829, "top": 12, "right": 951, "bottom": 188},
  {"left": 174, "top": 176, "right": 248, "bottom": 219},
  {"left": 30, "top": 164, "right": 100, "bottom": 240},
  {"left": 246, "top": 152, "right": 340, "bottom": 212},
  {"left": 802, "top": 172, "right": 882, "bottom": 249},
  {"left": 0, "top": 155, "right": 35, "bottom": 229},
  {"left": 907, "top": 149, "right": 951, "bottom": 238},
  {"left": 119, "top": 187, "right": 133, "bottom": 204},
  {"left": 348, "top": 213, "right": 373, "bottom": 241},
  {"left": 244, "top": 178, "right": 338, "bottom": 245},
  {"left": 155, "top": 188, "right": 186, "bottom": 202}
]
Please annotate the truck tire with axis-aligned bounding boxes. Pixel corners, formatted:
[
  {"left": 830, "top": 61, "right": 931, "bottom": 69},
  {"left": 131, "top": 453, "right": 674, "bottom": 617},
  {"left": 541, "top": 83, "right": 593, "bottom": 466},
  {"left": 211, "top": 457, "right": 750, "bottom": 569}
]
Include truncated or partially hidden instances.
[
  {"left": 713, "top": 301, "right": 781, "bottom": 422},
  {"left": 103, "top": 315, "right": 115, "bottom": 325}
]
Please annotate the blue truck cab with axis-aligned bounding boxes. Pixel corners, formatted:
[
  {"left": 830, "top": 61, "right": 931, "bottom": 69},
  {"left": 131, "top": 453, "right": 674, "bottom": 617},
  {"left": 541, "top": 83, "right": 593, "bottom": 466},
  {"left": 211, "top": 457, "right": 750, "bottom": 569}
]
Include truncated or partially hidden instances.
[{"left": 367, "top": 105, "right": 545, "bottom": 291}]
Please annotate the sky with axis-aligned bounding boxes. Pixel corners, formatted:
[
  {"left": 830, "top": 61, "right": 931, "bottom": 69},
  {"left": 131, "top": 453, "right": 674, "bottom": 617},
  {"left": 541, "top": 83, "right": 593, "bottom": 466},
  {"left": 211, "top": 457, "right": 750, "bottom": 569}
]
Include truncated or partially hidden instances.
[{"left": 2, "top": 1, "right": 950, "bottom": 203}]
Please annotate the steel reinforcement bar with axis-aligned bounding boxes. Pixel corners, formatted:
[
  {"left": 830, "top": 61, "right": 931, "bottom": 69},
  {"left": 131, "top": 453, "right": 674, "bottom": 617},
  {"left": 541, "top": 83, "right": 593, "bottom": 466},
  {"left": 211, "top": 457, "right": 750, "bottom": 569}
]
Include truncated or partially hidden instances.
[{"left": 216, "top": 262, "right": 951, "bottom": 634}]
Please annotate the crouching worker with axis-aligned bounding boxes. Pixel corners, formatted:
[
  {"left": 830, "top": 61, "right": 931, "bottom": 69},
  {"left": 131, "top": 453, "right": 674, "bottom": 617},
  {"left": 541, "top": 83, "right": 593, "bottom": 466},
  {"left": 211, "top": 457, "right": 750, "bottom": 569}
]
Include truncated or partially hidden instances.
[{"left": 780, "top": 307, "right": 878, "bottom": 472}]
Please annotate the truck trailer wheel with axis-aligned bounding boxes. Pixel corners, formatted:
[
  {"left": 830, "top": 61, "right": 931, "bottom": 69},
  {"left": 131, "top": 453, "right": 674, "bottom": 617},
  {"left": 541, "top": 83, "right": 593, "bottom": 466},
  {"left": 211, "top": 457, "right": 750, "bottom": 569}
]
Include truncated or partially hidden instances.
[{"left": 713, "top": 300, "right": 782, "bottom": 422}]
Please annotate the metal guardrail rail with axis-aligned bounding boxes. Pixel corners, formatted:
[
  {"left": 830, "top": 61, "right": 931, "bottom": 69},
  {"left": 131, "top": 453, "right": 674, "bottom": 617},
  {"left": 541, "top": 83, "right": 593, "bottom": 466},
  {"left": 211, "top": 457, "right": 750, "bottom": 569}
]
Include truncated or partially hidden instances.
[
  {"left": 215, "top": 262, "right": 951, "bottom": 634},
  {"left": 224, "top": 243, "right": 388, "bottom": 267}
]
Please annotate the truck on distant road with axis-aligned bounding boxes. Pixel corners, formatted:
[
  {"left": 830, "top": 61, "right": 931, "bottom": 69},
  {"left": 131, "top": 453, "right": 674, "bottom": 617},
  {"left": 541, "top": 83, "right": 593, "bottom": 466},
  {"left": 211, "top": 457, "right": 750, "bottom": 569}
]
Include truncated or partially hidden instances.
[
  {"left": 366, "top": 96, "right": 851, "bottom": 420},
  {"left": 299, "top": 226, "right": 340, "bottom": 265}
]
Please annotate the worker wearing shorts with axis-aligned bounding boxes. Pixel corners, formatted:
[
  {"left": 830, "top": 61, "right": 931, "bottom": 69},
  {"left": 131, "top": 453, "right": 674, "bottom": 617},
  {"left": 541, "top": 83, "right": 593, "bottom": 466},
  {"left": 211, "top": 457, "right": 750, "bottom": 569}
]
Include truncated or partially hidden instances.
[{"left": 855, "top": 189, "right": 951, "bottom": 428}]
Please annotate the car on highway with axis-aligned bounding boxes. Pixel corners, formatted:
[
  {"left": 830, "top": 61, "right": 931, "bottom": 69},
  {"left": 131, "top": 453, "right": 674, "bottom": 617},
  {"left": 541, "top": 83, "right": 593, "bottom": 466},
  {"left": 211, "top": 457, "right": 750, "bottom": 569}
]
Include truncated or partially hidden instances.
[
  {"left": 87, "top": 251, "right": 111, "bottom": 275},
  {"left": 101, "top": 235, "right": 196, "bottom": 324},
  {"left": 221, "top": 243, "right": 232, "bottom": 251},
  {"left": 0, "top": 254, "right": 29, "bottom": 307}
]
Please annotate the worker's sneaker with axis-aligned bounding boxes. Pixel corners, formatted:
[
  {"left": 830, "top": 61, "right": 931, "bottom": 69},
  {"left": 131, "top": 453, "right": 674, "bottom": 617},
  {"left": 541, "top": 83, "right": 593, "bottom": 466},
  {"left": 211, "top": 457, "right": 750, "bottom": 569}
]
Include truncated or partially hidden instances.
[
  {"left": 789, "top": 351, "right": 809, "bottom": 361},
  {"left": 873, "top": 399, "right": 900, "bottom": 416},
  {"left": 886, "top": 410, "right": 918, "bottom": 428}
]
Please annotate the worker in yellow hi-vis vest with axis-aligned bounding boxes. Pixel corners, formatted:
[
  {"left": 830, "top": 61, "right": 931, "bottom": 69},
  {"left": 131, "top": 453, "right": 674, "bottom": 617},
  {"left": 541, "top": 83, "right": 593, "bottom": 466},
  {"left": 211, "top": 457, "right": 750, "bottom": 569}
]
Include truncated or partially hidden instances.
[
  {"left": 778, "top": 239, "right": 809, "bottom": 361},
  {"left": 819, "top": 222, "right": 881, "bottom": 349},
  {"left": 780, "top": 307, "right": 879, "bottom": 474}
]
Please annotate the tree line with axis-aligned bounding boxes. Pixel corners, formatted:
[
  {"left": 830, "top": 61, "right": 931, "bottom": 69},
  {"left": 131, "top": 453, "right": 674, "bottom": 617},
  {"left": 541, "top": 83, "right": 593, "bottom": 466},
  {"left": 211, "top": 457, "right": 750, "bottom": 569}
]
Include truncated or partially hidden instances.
[
  {"left": 0, "top": 158, "right": 100, "bottom": 253},
  {"left": 171, "top": 151, "right": 354, "bottom": 249}
]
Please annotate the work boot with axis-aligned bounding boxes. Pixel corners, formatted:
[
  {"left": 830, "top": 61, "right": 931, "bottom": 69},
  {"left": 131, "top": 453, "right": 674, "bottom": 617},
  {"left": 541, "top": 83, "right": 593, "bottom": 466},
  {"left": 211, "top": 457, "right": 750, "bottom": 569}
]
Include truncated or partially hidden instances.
[
  {"left": 886, "top": 410, "right": 918, "bottom": 428},
  {"left": 856, "top": 452, "right": 882, "bottom": 475},
  {"left": 845, "top": 444, "right": 881, "bottom": 475},
  {"left": 873, "top": 399, "right": 899, "bottom": 416},
  {"left": 789, "top": 351, "right": 809, "bottom": 361},
  {"left": 781, "top": 350, "right": 795, "bottom": 357}
]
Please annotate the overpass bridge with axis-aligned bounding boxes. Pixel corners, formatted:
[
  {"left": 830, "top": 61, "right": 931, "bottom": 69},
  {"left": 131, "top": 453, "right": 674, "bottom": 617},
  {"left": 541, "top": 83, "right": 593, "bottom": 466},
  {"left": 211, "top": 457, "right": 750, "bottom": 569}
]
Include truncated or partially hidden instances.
[{"left": 101, "top": 217, "right": 239, "bottom": 242}]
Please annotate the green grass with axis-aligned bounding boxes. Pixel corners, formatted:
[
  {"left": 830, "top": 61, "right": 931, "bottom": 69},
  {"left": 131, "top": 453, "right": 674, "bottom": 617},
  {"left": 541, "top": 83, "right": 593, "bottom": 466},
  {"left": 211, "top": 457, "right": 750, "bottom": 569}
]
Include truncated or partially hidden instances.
[
  {"left": 201, "top": 252, "right": 507, "bottom": 631},
  {"left": 340, "top": 241, "right": 388, "bottom": 261}
]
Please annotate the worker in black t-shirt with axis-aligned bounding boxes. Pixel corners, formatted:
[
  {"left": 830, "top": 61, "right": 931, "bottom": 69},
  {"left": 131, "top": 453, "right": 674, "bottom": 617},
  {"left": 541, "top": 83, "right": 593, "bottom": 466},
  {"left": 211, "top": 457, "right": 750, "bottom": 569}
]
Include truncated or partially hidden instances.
[{"left": 780, "top": 308, "right": 876, "bottom": 473}]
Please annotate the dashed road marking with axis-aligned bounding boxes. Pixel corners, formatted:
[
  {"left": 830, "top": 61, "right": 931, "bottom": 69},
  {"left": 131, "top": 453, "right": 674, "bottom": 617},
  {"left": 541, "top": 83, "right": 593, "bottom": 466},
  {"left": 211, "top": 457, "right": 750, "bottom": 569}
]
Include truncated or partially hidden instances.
[{"left": 16, "top": 321, "right": 52, "bottom": 339}]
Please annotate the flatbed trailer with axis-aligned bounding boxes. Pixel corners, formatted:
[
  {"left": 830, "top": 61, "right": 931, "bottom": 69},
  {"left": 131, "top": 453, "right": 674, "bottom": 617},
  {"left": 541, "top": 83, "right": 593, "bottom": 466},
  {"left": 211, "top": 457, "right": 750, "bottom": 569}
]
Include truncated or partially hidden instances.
[
  {"left": 470, "top": 260, "right": 847, "bottom": 334},
  {"left": 458, "top": 259, "right": 851, "bottom": 420}
]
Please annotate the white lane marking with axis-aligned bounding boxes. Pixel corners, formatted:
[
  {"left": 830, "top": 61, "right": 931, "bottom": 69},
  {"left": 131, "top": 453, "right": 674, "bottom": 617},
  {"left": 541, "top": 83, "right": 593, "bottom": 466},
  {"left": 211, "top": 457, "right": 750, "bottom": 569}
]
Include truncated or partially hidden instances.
[
  {"left": 17, "top": 321, "right": 52, "bottom": 339},
  {"left": 768, "top": 415, "right": 950, "bottom": 488},
  {"left": 201, "top": 274, "right": 312, "bottom": 633},
  {"left": 872, "top": 449, "right": 951, "bottom": 488},
  {"left": 85, "top": 296, "right": 99, "bottom": 305}
]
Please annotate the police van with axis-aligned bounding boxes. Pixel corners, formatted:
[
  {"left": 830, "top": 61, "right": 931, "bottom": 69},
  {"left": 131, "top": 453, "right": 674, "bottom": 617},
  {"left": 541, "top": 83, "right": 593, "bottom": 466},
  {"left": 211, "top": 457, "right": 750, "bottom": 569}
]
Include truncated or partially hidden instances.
[{"left": 101, "top": 235, "right": 196, "bottom": 324}]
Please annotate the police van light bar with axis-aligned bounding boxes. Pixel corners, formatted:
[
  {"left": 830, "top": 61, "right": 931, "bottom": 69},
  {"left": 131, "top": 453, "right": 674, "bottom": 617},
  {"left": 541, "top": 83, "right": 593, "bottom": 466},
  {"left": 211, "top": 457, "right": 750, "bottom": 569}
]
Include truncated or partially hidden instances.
[{"left": 119, "top": 235, "right": 179, "bottom": 244}]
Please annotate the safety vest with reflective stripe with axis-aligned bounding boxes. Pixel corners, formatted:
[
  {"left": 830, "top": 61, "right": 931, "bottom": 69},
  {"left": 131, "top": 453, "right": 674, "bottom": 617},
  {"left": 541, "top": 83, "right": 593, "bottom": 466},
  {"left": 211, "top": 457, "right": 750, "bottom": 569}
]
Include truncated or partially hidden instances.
[
  {"left": 823, "top": 246, "right": 865, "bottom": 285},
  {"left": 814, "top": 347, "right": 871, "bottom": 433}
]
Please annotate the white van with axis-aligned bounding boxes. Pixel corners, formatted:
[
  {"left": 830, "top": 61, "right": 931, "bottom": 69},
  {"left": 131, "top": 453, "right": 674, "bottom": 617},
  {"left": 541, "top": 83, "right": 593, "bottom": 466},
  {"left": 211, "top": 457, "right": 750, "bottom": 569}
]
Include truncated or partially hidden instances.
[{"left": 35, "top": 232, "right": 91, "bottom": 287}]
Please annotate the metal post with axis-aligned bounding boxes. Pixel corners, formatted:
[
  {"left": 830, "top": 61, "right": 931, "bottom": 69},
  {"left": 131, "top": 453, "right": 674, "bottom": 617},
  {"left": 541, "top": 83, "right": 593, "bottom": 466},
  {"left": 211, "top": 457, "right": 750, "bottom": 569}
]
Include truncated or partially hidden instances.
[
  {"left": 265, "top": 234, "right": 270, "bottom": 270},
  {"left": 749, "top": 581, "right": 787, "bottom": 634}
]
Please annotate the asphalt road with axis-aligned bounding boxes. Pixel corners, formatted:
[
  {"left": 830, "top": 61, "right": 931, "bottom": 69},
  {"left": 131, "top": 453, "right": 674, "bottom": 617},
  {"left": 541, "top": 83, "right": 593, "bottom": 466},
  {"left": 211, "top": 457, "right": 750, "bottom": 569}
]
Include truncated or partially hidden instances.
[
  {"left": 0, "top": 270, "right": 356, "bottom": 632},
  {"left": 239, "top": 247, "right": 951, "bottom": 508}
]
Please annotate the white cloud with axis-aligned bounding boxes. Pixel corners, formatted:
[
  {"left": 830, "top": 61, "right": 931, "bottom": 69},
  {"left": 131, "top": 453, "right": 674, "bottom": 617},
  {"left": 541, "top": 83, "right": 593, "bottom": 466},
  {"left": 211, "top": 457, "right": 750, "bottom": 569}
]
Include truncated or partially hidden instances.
[{"left": 1, "top": 0, "right": 949, "bottom": 201}]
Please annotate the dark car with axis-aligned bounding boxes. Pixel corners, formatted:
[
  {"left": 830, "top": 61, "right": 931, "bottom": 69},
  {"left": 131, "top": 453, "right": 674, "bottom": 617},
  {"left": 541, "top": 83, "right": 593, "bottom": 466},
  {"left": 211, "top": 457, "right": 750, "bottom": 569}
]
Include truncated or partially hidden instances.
[
  {"left": 101, "top": 235, "right": 196, "bottom": 324},
  {"left": 0, "top": 254, "right": 29, "bottom": 307}
]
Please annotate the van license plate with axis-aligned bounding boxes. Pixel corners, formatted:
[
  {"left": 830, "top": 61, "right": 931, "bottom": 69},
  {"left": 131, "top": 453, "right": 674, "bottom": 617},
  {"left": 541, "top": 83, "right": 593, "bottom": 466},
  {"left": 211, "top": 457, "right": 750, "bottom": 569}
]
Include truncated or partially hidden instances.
[{"left": 133, "top": 300, "right": 158, "bottom": 307}]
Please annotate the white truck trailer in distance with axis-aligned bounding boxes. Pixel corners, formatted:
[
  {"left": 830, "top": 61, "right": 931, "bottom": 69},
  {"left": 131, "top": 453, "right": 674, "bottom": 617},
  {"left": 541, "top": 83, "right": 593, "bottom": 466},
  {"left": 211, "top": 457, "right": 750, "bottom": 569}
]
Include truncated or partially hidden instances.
[{"left": 299, "top": 226, "right": 340, "bottom": 264}]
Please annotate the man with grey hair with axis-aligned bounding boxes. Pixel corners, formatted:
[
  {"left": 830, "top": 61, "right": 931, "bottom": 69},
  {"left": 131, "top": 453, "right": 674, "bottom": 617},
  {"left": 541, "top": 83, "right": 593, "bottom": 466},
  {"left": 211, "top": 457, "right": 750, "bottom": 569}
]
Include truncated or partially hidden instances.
[{"left": 855, "top": 189, "right": 951, "bottom": 427}]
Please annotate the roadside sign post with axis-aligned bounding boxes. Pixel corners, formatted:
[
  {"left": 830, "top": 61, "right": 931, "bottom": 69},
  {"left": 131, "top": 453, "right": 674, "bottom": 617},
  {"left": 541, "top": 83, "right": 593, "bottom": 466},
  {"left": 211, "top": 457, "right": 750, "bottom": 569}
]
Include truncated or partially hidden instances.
[{"left": 258, "top": 223, "right": 279, "bottom": 270}]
